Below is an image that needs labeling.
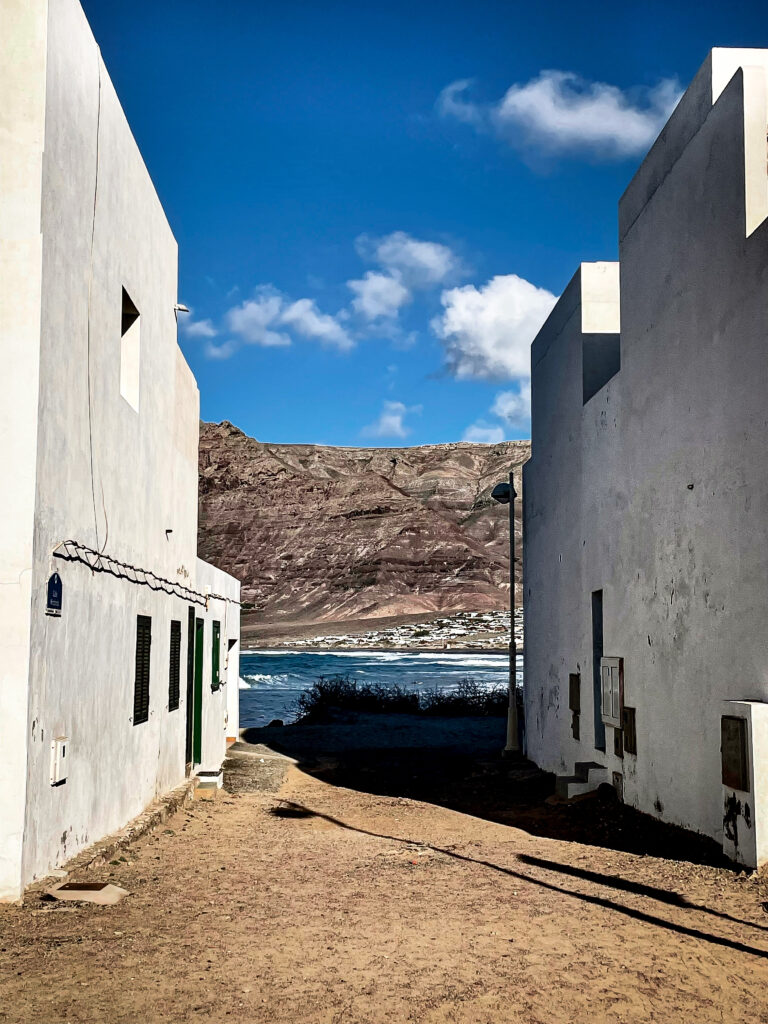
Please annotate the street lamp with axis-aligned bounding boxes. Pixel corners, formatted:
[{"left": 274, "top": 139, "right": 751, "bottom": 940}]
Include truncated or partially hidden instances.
[{"left": 491, "top": 472, "right": 519, "bottom": 756}]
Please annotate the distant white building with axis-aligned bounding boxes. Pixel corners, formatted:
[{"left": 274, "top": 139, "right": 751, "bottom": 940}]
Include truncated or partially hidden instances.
[
  {"left": 524, "top": 49, "right": 768, "bottom": 867},
  {"left": 0, "top": 0, "right": 240, "bottom": 901}
]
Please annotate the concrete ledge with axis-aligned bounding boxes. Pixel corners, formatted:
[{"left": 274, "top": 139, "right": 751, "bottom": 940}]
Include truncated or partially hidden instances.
[{"left": 23, "top": 779, "right": 195, "bottom": 898}]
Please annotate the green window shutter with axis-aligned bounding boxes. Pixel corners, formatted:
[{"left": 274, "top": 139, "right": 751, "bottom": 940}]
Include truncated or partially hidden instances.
[
  {"left": 168, "top": 619, "right": 181, "bottom": 711},
  {"left": 133, "top": 615, "right": 151, "bottom": 725},
  {"left": 211, "top": 620, "right": 221, "bottom": 691}
]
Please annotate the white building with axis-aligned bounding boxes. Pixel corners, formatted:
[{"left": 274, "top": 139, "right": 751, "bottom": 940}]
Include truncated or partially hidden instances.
[
  {"left": 1, "top": 0, "right": 240, "bottom": 901},
  {"left": 524, "top": 49, "right": 768, "bottom": 867}
]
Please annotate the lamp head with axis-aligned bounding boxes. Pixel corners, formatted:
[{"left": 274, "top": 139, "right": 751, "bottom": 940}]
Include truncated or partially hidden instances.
[{"left": 491, "top": 481, "right": 517, "bottom": 505}]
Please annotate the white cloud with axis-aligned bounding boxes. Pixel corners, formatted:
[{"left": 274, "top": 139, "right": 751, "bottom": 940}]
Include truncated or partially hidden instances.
[
  {"left": 280, "top": 298, "right": 353, "bottom": 350},
  {"left": 463, "top": 422, "right": 506, "bottom": 444},
  {"left": 463, "top": 383, "right": 532, "bottom": 443},
  {"left": 362, "top": 400, "right": 421, "bottom": 440},
  {"left": 226, "top": 291, "right": 291, "bottom": 348},
  {"left": 437, "top": 79, "right": 484, "bottom": 126},
  {"left": 348, "top": 271, "right": 410, "bottom": 320},
  {"left": 182, "top": 315, "right": 218, "bottom": 339},
  {"left": 357, "top": 231, "right": 459, "bottom": 287},
  {"left": 440, "top": 71, "right": 681, "bottom": 160},
  {"left": 198, "top": 231, "right": 461, "bottom": 361},
  {"left": 204, "top": 339, "right": 239, "bottom": 360},
  {"left": 491, "top": 382, "right": 531, "bottom": 426},
  {"left": 225, "top": 290, "right": 352, "bottom": 350},
  {"left": 433, "top": 274, "right": 556, "bottom": 380},
  {"left": 348, "top": 231, "right": 461, "bottom": 328}
]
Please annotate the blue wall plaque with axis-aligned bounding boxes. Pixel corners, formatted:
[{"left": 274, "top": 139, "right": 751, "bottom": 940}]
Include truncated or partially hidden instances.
[{"left": 46, "top": 573, "right": 62, "bottom": 616}]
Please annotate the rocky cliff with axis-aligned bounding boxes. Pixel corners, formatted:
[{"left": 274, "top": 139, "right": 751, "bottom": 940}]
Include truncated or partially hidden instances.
[{"left": 198, "top": 421, "right": 529, "bottom": 626}]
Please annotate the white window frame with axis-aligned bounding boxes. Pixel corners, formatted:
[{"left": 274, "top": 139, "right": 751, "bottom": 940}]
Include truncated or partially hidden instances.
[{"left": 600, "top": 656, "right": 623, "bottom": 729}]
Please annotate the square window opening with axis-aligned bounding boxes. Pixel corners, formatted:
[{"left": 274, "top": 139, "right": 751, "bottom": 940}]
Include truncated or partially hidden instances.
[{"left": 120, "top": 288, "right": 140, "bottom": 412}]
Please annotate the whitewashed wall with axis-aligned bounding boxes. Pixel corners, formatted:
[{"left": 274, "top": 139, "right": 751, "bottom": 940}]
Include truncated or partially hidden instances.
[
  {"left": 196, "top": 558, "right": 241, "bottom": 766},
  {"left": 0, "top": 0, "right": 240, "bottom": 899},
  {"left": 524, "top": 51, "right": 768, "bottom": 861},
  {"left": 0, "top": 0, "right": 48, "bottom": 903}
]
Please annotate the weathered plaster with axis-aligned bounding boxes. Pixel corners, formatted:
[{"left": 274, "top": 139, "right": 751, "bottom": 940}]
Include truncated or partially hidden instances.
[
  {"left": 0, "top": 0, "right": 240, "bottom": 899},
  {"left": 525, "top": 51, "right": 768, "bottom": 862},
  {"left": 0, "top": 0, "right": 47, "bottom": 903}
]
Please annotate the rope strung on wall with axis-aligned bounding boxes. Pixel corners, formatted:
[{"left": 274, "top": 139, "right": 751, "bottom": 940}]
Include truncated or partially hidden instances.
[{"left": 52, "top": 540, "right": 240, "bottom": 608}]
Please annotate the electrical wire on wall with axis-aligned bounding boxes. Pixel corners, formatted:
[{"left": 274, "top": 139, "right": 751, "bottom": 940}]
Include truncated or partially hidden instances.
[{"left": 52, "top": 539, "right": 241, "bottom": 609}]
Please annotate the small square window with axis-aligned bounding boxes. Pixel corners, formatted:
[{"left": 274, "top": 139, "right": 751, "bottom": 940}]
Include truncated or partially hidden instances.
[{"left": 120, "top": 288, "right": 140, "bottom": 412}]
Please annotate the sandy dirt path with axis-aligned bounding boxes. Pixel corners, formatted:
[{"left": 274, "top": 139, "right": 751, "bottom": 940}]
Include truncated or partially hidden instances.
[{"left": 2, "top": 763, "right": 768, "bottom": 1023}]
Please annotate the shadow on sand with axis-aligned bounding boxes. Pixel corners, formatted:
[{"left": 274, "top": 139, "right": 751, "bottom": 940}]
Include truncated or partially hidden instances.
[
  {"left": 265, "top": 799, "right": 768, "bottom": 960},
  {"left": 239, "top": 711, "right": 728, "bottom": 869}
]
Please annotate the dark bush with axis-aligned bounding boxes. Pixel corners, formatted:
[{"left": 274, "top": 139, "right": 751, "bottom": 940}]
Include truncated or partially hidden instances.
[
  {"left": 419, "top": 678, "right": 507, "bottom": 717},
  {"left": 295, "top": 674, "right": 507, "bottom": 722}
]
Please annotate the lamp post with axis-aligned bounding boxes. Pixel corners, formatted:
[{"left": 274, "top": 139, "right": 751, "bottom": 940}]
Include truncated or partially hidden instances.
[{"left": 491, "top": 471, "right": 519, "bottom": 756}]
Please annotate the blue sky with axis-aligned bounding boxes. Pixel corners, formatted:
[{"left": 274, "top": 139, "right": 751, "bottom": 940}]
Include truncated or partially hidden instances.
[{"left": 83, "top": 0, "right": 768, "bottom": 446}]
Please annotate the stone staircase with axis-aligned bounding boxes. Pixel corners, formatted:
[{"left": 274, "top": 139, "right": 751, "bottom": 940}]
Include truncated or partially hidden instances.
[{"left": 555, "top": 761, "right": 609, "bottom": 800}]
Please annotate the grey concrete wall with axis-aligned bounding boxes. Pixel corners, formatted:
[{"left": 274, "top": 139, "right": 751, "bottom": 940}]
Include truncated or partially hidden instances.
[
  {"left": 525, "top": 264, "right": 620, "bottom": 775},
  {"left": 525, "top": 52, "right": 768, "bottom": 855}
]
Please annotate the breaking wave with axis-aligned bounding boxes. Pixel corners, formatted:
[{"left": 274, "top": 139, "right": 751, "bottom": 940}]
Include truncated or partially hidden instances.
[{"left": 238, "top": 649, "right": 514, "bottom": 727}]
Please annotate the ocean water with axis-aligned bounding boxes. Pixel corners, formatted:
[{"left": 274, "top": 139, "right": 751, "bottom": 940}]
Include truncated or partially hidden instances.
[{"left": 239, "top": 649, "right": 522, "bottom": 728}]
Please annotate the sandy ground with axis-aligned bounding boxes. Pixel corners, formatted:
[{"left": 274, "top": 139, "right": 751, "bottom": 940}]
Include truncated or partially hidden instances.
[{"left": 3, "top": 723, "right": 768, "bottom": 1023}]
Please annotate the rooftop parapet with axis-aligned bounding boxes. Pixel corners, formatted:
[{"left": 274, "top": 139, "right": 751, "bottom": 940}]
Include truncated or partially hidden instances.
[
  {"left": 531, "top": 262, "right": 619, "bottom": 371},
  {"left": 620, "top": 48, "right": 768, "bottom": 242}
]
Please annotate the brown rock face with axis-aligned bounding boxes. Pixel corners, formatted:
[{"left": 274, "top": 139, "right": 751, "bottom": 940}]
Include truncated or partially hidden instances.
[{"left": 198, "top": 421, "right": 530, "bottom": 626}]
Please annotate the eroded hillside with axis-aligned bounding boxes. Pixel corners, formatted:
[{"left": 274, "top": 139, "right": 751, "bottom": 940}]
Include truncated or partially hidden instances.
[{"left": 198, "top": 421, "right": 529, "bottom": 626}]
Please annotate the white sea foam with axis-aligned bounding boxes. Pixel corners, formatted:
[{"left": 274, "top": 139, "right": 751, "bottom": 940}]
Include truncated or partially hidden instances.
[
  {"left": 241, "top": 672, "right": 295, "bottom": 687},
  {"left": 241, "top": 648, "right": 297, "bottom": 656}
]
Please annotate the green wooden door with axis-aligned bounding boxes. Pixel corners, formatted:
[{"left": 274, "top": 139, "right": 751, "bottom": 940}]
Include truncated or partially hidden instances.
[
  {"left": 193, "top": 618, "right": 204, "bottom": 765},
  {"left": 211, "top": 621, "right": 221, "bottom": 690}
]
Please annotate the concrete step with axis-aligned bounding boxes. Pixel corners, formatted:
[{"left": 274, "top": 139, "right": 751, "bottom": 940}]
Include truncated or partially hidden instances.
[
  {"left": 192, "top": 780, "right": 218, "bottom": 802},
  {"left": 574, "top": 761, "right": 609, "bottom": 784},
  {"left": 555, "top": 775, "right": 582, "bottom": 799},
  {"left": 193, "top": 771, "right": 223, "bottom": 802},
  {"left": 555, "top": 762, "right": 608, "bottom": 800}
]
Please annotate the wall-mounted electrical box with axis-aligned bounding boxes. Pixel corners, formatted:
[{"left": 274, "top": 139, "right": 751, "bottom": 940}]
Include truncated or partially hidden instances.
[
  {"left": 50, "top": 737, "right": 68, "bottom": 786},
  {"left": 721, "top": 700, "right": 768, "bottom": 868}
]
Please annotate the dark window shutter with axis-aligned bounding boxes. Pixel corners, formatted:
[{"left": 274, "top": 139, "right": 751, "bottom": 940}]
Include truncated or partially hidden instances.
[
  {"left": 622, "top": 706, "right": 637, "bottom": 755},
  {"left": 568, "top": 673, "right": 581, "bottom": 712},
  {"left": 211, "top": 620, "right": 221, "bottom": 691},
  {"left": 168, "top": 619, "right": 181, "bottom": 711},
  {"left": 721, "top": 716, "right": 748, "bottom": 790},
  {"left": 133, "top": 615, "right": 151, "bottom": 725}
]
